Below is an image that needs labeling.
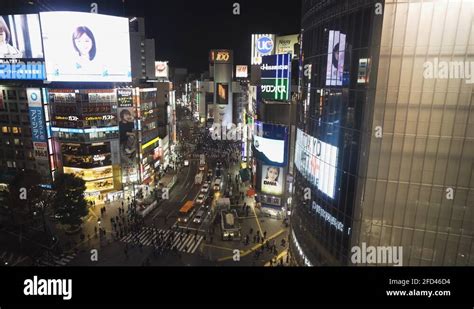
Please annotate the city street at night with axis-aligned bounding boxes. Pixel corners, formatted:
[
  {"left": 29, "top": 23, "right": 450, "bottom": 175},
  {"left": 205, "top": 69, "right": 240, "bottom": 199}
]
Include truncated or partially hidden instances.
[{"left": 0, "top": 0, "right": 472, "bottom": 306}]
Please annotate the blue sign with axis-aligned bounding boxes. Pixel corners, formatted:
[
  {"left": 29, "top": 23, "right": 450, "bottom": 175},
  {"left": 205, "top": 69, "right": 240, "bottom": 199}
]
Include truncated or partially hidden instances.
[
  {"left": 256, "top": 36, "right": 274, "bottom": 54},
  {"left": 261, "top": 54, "right": 291, "bottom": 79},
  {"left": 0, "top": 62, "right": 46, "bottom": 80},
  {"left": 28, "top": 107, "right": 47, "bottom": 142},
  {"left": 260, "top": 54, "right": 291, "bottom": 101}
]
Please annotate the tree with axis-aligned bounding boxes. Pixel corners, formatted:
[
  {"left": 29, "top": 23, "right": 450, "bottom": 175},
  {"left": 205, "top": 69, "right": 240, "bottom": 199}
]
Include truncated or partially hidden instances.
[
  {"left": 6, "top": 170, "right": 44, "bottom": 250},
  {"left": 52, "top": 174, "right": 88, "bottom": 229}
]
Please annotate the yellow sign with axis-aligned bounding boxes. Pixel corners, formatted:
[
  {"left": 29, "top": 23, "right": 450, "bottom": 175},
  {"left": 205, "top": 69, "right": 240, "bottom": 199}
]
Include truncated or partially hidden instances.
[{"left": 141, "top": 137, "right": 160, "bottom": 150}]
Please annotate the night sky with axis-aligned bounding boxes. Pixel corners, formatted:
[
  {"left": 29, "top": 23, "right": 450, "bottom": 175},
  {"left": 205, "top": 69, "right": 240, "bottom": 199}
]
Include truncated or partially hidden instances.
[{"left": 5, "top": 0, "right": 302, "bottom": 74}]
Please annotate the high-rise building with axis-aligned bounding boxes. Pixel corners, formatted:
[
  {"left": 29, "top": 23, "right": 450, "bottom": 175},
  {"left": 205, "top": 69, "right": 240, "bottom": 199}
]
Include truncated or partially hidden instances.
[{"left": 291, "top": 0, "right": 474, "bottom": 266}]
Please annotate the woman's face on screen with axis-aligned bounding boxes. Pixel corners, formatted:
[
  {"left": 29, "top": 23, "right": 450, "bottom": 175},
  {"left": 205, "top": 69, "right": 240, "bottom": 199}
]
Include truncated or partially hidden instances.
[
  {"left": 0, "top": 30, "right": 6, "bottom": 44},
  {"left": 75, "top": 33, "right": 93, "bottom": 57},
  {"left": 267, "top": 168, "right": 279, "bottom": 181}
]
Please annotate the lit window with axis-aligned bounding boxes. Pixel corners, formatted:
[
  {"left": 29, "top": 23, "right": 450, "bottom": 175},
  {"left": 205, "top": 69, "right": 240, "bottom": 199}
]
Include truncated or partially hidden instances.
[
  {"left": 14, "top": 138, "right": 20, "bottom": 145},
  {"left": 2, "top": 126, "right": 8, "bottom": 133},
  {"left": 12, "top": 127, "right": 19, "bottom": 134}
]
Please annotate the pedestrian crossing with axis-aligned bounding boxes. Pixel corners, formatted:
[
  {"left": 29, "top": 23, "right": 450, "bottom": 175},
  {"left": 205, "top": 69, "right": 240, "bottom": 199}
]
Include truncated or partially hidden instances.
[
  {"left": 120, "top": 227, "right": 204, "bottom": 254},
  {"left": 0, "top": 251, "right": 29, "bottom": 266},
  {"left": 36, "top": 252, "right": 77, "bottom": 267}
]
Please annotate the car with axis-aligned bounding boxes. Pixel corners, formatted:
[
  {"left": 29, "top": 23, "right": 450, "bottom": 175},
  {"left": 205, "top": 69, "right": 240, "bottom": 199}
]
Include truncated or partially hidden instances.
[
  {"left": 196, "top": 193, "right": 206, "bottom": 204},
  {"left": 201, "top": 183, "right": 209, "bottom": 193},
  {"left": 199, "top": 164, "right": 205, "bottom": 171},
  {"left": 207, "top": 170, "right": 213, "bottom": 177},
  {"left": 193, "top": 210, "right": 205, "bottom": 224}
]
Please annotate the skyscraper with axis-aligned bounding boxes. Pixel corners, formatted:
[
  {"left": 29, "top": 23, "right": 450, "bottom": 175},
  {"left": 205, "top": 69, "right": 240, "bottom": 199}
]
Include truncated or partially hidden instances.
[{"left": 290, "top": 0, "right": 474, "bottom": 266}]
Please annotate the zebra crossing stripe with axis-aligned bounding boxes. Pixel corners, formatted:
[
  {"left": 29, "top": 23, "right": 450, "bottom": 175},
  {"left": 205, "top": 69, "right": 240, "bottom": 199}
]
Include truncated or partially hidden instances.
[
  {"left": 188, "top": 236, "right": 203, "bottom": 253},
  {"left": 176, "top": 235, "right": 191, "bottom": 251}
]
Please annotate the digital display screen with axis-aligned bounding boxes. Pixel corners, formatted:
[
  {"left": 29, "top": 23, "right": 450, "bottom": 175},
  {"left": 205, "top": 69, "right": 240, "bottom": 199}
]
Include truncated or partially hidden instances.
[
  {"left": 295, "top": 128, "right": 338, "bottom": 199},
  {"left": 261, "top": 165, "right": 284, "bottom": 196},
  {"left": 216, "top": 83, "right": 228, "bottom": 104},
  {"left": 325, "top": 30, "right": 346, "bottom": 86},
  {"left": 40, "top": 12, "right": 131, "bottom": 82},
  {"left": 0, "top": 14, "right": 45, "bottom": 80},
  {"left": 252, "top": 121, "right": 288, "bottom": 166}
]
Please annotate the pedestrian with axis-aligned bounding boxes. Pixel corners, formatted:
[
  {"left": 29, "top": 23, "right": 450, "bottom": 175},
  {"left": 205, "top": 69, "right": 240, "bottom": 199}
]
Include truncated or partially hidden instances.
[{"left": 263, "top": 231, "right": 267, "bottom": 239}]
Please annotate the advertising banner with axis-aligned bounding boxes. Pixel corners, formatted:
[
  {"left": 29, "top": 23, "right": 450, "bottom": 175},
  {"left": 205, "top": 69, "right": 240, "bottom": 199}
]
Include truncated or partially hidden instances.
[
  {"left": 216, "top": 83, "right": 228, "bottom": 104},
  {"left": 155, "top": 61, "right": 169, "bottom": 79},
  {"left": 294, "top": 128, "right": 338, "bottom": 199},
  {"left": 261, "top": 165, "right": 284, "bottom": 196},
  {"left": 252, "top": 121, "right": 288, "bottom": 166},
  {"left": 236, "top": 65, "right": 248, "bottom": 78},
  {"left": 0, "top": 14, "right": 45, "bottom": 80},
  {"left": 275, "top": 34, "right": 299, "bottom": 59},
  {"left": 260, "top": 54, "right": 291, "bottom": 101},
  {"left": 325, "top": 30, "right": 346, "bottom": 86},
  {"left": 40, "top": 12, "right": 131, "bottom": 82},
  {"left": 27, "top": 88, "right": 47, "bottom": 142},
  {"left": 117, "top": 88, "right": 133, "bottom": 107},
  {"left": 251, "top": 34, "right": 275, "bottom": 65}
]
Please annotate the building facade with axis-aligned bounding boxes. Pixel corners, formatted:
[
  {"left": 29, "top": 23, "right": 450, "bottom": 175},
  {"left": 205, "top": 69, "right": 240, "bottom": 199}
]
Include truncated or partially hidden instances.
[{"left": 290, "top": 0, "right": 474, "bottom": 266}]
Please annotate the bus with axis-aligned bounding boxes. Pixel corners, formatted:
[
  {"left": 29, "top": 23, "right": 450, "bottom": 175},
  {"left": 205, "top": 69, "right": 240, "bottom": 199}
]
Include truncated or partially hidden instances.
[{"left": 178, "top": 201, "right": 195, "bottom": 224}]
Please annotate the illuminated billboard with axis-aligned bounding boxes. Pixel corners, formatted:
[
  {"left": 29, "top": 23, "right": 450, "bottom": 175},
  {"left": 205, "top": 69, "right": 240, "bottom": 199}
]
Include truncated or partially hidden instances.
[
  {"left": 235, "top": 65, "right": 248, "bottom": 78},
  {"left": 252, "top": 121, "right": 288, "bottom": 166},
  {"left": 261, "top": 165, "right": 284, "bottom": 196},
  {"left": 295, "top": 128, "right": 338, "bottom": 199},
  {"left": 275, "top": 34, "right": 299, "bottom": 59},
  {"left": 325, "top": 30, "right": 346, "bottom": 86},
  {"left": 216, "top": 83, "right": 228, "bottom": 104},
  {"left": 116, "top": 88, "right": 133, "bottom": 107},
  {"left": 27, "top": 88, "right": 46, "bottom": 142},
  {"left": 40, "top": 12, "right": 131, "bottom": 82},
  {"left": 85, "top": 177, "right": 114, "bottom": 192},
  {"left": 64, "top": 166, "right": 113, "bottom": 181},
  {"left": 260, "top": 54, "right": 291, "bottom": 101},
  {"left": 251, "top": 34, "right": 275, "bottom": 65},
  {"left": 210, "top": 50, "right": 232, "bottom": 64},
  {"left": 155, "top": 61, "right": 169, "bottom": 79},
  {"left": 0, "top": 14, "right": 45, "bottom": 80}
]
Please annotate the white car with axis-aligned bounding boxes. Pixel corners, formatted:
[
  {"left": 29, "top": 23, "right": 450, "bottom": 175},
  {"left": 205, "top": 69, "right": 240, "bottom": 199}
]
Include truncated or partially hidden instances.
[
  {"left": 201, "top": 184, "right": 209, "bottom": 193},
  {"left": 196, "top": 194, "right": 206, "bottom": 205},
  {"left": 199, "top": 164, "right": 205, "bottom": 171}
]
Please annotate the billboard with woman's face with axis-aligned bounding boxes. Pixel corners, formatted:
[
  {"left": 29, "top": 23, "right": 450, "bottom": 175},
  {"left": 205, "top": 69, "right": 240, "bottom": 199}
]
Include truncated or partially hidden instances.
[
  {"left": 0, "top": 14, "right": 45, "bottom": 80},
  {"left": 261, "top": 165, "right": 284, "bottom": 196},
  {"left": 40, "top": 12, "right": 131, "bottom": 82}
]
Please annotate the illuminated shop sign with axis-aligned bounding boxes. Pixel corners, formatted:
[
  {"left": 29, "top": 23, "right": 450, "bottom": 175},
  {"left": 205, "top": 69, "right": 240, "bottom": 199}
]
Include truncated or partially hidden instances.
[
  {"left": 84, "top": 115, "right": 115, "bottom": 121},
  {"left": 93, "top": 154, "right": 106, "bottom": 161},
  {"left": 260, "top": 54, "right": 291, "bottom": 101},
  {"left": 116, "top": 88, "right": 133, "bottom": 107},
  {"left": 27, "top": 88, "right": 47, "bottom": 142},
  {"left": 210, "top": 50, "right": 232, "bottom": 63},
  {"left": 251, "top": 34, "right": 275, "bottom": 65},
  {"left": 64, "top": 166, "right": 113, "bottom": 181},
  {"left": 51, "top": 126, "right": 118, "bottom": 133}
]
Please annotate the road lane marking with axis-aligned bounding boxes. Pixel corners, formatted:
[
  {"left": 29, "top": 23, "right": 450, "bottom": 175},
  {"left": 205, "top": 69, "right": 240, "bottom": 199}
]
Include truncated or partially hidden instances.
[{"left": 217, "top": 228, "right": 286, "bottom": 262}]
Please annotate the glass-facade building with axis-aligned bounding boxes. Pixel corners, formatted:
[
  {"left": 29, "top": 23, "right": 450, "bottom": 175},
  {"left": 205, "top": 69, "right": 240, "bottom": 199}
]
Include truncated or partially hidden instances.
[{"left": 290, "top": 0, "right": 474, "bottom": 266}]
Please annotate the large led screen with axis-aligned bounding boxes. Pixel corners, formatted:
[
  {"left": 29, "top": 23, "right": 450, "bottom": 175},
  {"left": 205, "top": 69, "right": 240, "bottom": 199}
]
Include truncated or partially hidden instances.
[
  {"left": 0, "top": 14, "right": 45, "bottom": 80},
  {"left": 40, "top": 12, "right": 131, "bottom": 82},
  {"left": 325, "top": 30, "right": 346, "bottom": 86},
  {"left": 252, "top": 121, "right": 288, "bottom": 166},
  {"left": 261, "top": 165, "right": 284, "bottom": 196},
  {"left": 295, "top": 128, "right": 338, "bottom": 199}
]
